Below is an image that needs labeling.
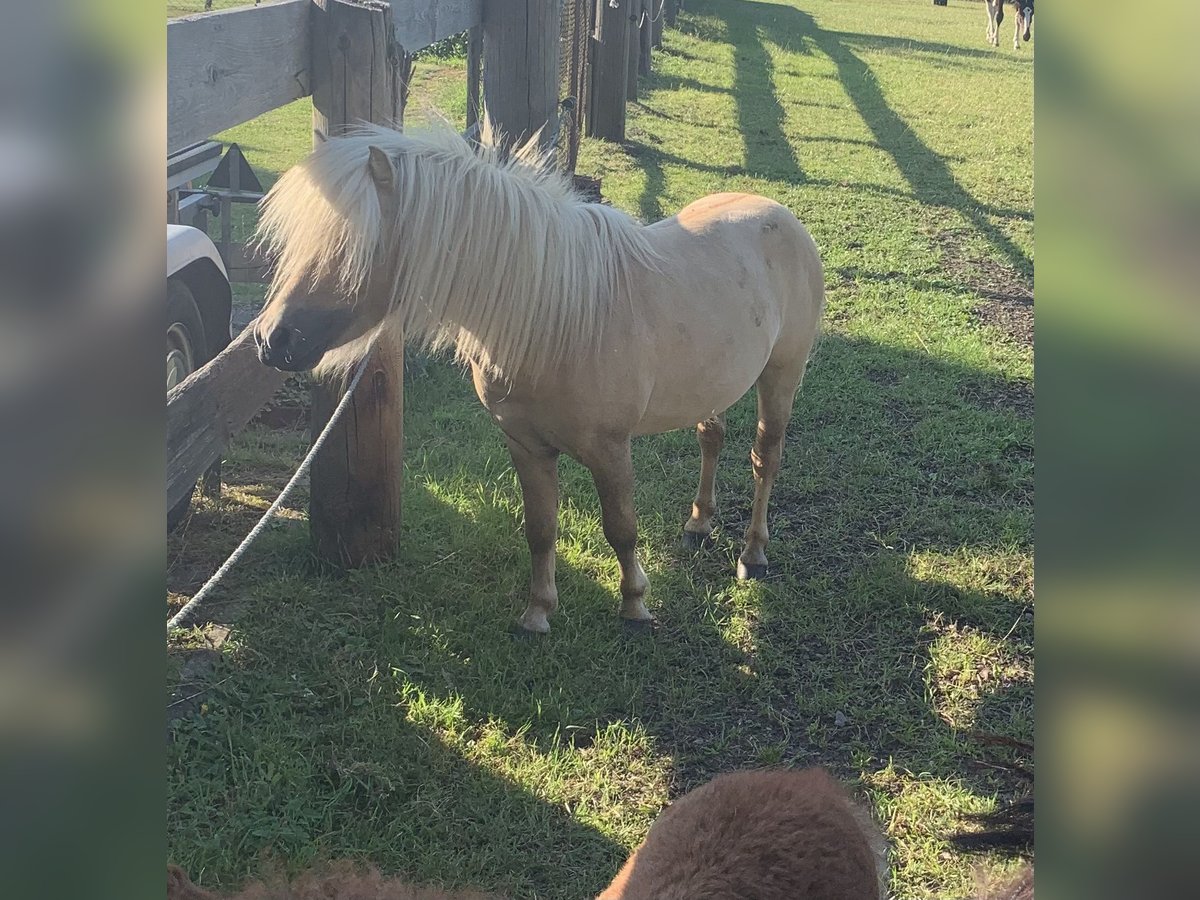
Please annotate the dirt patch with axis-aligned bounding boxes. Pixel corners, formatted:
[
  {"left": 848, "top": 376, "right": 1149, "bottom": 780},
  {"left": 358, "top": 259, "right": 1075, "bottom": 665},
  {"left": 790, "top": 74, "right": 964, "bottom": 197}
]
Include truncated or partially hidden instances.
[
  {"left": 935, "top": 229, "right": 1034, "bottom": 347},
  {"left": 168, "top": 625, "right": 232, "bottom": 730},
  {"left": 958, "top": 378, "right": 1034, "bottom": 419},
  {"left": 864, "top": 365, "right": 900, "bottom": 386}
]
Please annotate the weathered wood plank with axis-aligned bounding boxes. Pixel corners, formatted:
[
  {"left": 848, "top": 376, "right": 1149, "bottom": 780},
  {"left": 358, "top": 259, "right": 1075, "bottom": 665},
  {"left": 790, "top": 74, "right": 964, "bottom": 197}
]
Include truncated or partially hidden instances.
[
  {"left": 588, "top": 0, "right": 629, "bottom": 141},
  {"left": 167, "top": 326, "right": 287, "bottom": 512},
  {"left": 312, "top": 0, "right": 404, "bottom": 141},
  {"left": 391, "top": 0, "right": 482, "bottom": 50},
  {"left": 167, "top": 0, "right": 311, "bottom": 154},
  {"left": 626, "top": 0, "right": 641, "bottom": 101},
  {"left": 483, "top": 0, "right": 562, "bottom": 149},
  {"left": 168, "top": 1, "right": 484, "bottom": 153},
  {"left": 309, "top": 331, "right": 404, "bottom": 566},
  {"left": 640, "top": 0, "right": 653, "bottom": 77},
  {"left": 465, "top": 24, "right": 483, "bottom": 134}
]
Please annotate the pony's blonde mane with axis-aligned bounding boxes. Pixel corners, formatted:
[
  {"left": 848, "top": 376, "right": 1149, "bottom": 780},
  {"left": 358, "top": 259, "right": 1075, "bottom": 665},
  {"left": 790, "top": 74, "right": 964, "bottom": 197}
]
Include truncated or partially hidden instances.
[{"left": 256, "top": 120, "right": 660, "bottom": 381}]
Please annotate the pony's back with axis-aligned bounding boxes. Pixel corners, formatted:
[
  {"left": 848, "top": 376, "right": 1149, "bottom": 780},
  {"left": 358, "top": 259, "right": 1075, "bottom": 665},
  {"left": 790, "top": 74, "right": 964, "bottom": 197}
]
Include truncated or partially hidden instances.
[{"left": 597, "top": 769, "right": 886, "bottom": 900}]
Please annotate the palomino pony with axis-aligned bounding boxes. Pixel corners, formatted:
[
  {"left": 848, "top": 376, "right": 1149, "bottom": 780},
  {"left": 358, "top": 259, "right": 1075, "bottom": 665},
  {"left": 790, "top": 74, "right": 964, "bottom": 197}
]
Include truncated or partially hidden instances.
[
  {"left": 253, "top": 123, "right": 824, "bottom": 633},
  {"left": 985, "top": 0, "right": 1035, "bottom": 50}
]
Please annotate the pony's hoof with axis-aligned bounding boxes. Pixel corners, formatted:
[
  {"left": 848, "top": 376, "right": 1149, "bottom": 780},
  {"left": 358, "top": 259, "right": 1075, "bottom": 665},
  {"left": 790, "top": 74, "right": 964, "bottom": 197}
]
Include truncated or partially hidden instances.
[
  {"left": 621, "top": 616, "right": 657, "bottom": 635},
  {"left": 737, "top": 560, "right": 769, "bottom": 581},
  {"left": 511, "top": 624, "right": 546, "bottom": 640},
  {"left": 515, "top": 609, "right": 551, "bottom": 635},
  {"left": 681, "top": 530, "right": 713, "bottom": 552}
]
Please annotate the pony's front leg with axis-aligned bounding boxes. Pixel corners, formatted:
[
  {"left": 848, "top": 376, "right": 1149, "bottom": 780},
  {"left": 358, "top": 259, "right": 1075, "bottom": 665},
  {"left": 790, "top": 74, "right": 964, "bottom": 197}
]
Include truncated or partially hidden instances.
[
  {"left": 683, "top": 414, "right": 726, "bottom": 550},
  {"left": 506, "top": 437, "right": 561, "bottom": 634},
  {"left": 584, "top": 438, "right": 653, "bottom": 624}
]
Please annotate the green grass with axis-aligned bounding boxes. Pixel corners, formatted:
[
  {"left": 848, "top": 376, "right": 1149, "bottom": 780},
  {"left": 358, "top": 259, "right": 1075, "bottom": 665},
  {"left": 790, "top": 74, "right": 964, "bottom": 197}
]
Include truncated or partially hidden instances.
[{"left": 168, "top": 2, "right": 1033, "bottom": 897}]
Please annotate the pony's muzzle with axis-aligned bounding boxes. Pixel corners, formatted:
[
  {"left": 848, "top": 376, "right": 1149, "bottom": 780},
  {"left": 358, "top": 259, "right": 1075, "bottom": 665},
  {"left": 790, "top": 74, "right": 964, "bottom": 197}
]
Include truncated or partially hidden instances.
[{"left": 255, "top": 322, "right": 306, "bottom": 370}]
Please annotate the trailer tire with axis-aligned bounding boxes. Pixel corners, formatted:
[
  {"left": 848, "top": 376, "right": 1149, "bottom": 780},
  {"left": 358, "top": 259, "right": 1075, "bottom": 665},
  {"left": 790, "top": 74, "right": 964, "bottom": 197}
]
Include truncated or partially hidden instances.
[{"left": 167, "top": 279, "right": 209, "bottom": 531}]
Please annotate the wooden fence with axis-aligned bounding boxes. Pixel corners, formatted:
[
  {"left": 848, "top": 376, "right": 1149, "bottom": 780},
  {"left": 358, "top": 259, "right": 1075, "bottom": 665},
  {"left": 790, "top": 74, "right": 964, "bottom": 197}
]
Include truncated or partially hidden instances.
[{"left": 167, "top": 0, "right": 682, "bottom": 570}]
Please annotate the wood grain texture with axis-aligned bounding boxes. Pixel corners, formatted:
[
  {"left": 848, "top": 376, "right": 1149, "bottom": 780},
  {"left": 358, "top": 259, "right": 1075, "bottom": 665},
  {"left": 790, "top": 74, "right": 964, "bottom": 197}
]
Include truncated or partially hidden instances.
[
  {"left": 167, "top": 0, "right": 311, "bottom": 154},
  {"left": 626, "top": 0, "right": 641, "bottom": 101},
  {"left": 391, "top": 0, "right": 482, "bottom": 50},
  {"left": 587, "top": 0, "right": 628, "bottom": 141},
  {"left": 640, "top": 0, "right": 653, "bottom": 77},
  {"left": 309, "top": 332, "right": 405, "bottom": 567},
  {"left": 483, "top": 0, "right": 562, "bottom": 149},
  {"left": 168, "top": 1, "right": 482, "bottom": 153},
  {"left": 167, "top": 327, "right": 287, "bottom": 512},
  {"left": 466, "top": 24, "right": 483, "bottom": 134},
  {"left": 312, "top": 0, "right": 403, "bottom": 139}
]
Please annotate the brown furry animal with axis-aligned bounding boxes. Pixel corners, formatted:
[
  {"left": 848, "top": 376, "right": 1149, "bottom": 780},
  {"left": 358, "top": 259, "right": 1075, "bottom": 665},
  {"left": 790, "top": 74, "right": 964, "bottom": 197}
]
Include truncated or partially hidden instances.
[
  {"left": 166, "top": 862, "right": 501, "bottom": 900},
  {"left": 598, "top": 768, "right": 887, "bottom": 899},
  {"left": 169, "top": 769, "right": 886, "bottom": 900}
]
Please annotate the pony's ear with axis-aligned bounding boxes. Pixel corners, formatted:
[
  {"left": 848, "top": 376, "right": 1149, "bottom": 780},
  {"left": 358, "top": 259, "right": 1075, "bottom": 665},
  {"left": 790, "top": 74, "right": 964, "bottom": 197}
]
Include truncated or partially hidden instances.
[{"left": 367, "top": 146, "right": 395, "bottom": 190}]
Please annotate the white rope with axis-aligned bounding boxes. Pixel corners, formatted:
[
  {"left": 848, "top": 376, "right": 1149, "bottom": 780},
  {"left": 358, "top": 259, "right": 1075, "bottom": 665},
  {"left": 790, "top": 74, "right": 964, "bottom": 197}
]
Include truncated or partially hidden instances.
[
  {"left": 638, "top": 0, "right": 667, "bottom": 28},
  {"left": 167, "top": 341, "right": 379, "bottom": 633}
]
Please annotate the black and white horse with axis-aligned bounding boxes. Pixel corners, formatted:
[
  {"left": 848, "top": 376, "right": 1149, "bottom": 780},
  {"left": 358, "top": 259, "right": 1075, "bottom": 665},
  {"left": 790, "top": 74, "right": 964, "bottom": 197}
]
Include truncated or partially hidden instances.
[{"left": 986, "top": 0, "right": 1035, "bottom": 50}]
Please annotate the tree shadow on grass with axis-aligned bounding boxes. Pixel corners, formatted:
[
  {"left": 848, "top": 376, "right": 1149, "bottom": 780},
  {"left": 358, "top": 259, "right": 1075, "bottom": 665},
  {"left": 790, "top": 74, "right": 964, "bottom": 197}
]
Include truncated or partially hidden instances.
[
  {"left": 719, "top": 4, "right": 807, "bottom": 184},
  {"left": 745, "top": 0, "right": 1032, "bottom": 276},
  {"left": 666, "top": 0, "right": 1030, "bottom": 277},
  {"left": 826, "top": 29, "right": 1010, "bottom": 65}
]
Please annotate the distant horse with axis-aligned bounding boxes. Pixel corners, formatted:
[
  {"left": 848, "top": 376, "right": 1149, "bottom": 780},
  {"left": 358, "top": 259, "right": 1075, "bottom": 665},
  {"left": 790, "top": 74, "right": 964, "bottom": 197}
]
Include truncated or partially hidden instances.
[
  {"left": 253, "top": 123, "right": 824, "bottom": 633},
  {"left": 986, "top": 0, "right": 1035, "bottom": 50}
]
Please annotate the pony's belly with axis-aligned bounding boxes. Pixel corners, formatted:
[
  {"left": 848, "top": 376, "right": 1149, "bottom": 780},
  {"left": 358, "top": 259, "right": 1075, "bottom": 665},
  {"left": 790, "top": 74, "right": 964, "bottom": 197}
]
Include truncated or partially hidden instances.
[{"left": 633, "top": 367, "right": 763, "bottom": 435}]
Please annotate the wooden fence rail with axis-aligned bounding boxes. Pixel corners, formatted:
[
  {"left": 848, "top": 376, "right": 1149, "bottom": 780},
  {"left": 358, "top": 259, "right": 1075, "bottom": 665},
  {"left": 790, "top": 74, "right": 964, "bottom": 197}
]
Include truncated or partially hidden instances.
[{"left": 168, "top": 0, "right": 482, "bottom": 154}]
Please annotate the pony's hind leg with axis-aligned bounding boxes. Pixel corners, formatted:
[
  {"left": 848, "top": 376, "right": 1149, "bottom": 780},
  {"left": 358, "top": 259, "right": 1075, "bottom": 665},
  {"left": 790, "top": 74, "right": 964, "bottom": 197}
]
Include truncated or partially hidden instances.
[
  {"left": 738, "top": 364, "right": 802, "bottom": 580},
  {"left": 683, "top": 414, "right": 726, "bottom": 550},
  {"left": 583, "top": 437, "right": 653, "bottom": 624},
  {"left": 506, "top": 435, "right": 561, "bottom": 634}
]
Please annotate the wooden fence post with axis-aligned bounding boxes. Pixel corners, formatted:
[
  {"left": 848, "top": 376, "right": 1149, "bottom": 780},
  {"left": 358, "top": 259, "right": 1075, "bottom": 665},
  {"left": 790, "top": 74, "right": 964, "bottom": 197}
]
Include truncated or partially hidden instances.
[
  {"left": 665, "top": 0, "right": 677, "bottom": 27},
  {"left": 308, "top": 0, "right": 404, "bottom": 567},
  {"left": 639, "top": 0, "right": 653, "bottom": 76},
  {"left": 652, "top": 0, "right": 664, "bottom": 47},
  {"left": 483, "top": 0, "right": 561, "bottom": 150},
  {"left": 466, "top": 24, "right": 483, "bottom": 137},
  {"left": 626, "top": 0, "right": 641, "bottom": 101},
  {"left": 588, "top": 0, "right": 629, "bottom": 140}
]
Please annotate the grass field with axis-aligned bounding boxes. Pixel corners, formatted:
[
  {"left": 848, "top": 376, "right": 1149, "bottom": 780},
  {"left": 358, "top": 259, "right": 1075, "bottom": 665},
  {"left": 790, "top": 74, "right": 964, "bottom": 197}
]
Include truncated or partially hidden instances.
[{"left": 168, "top": 2, "right": 1034, "bottom": 897}]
